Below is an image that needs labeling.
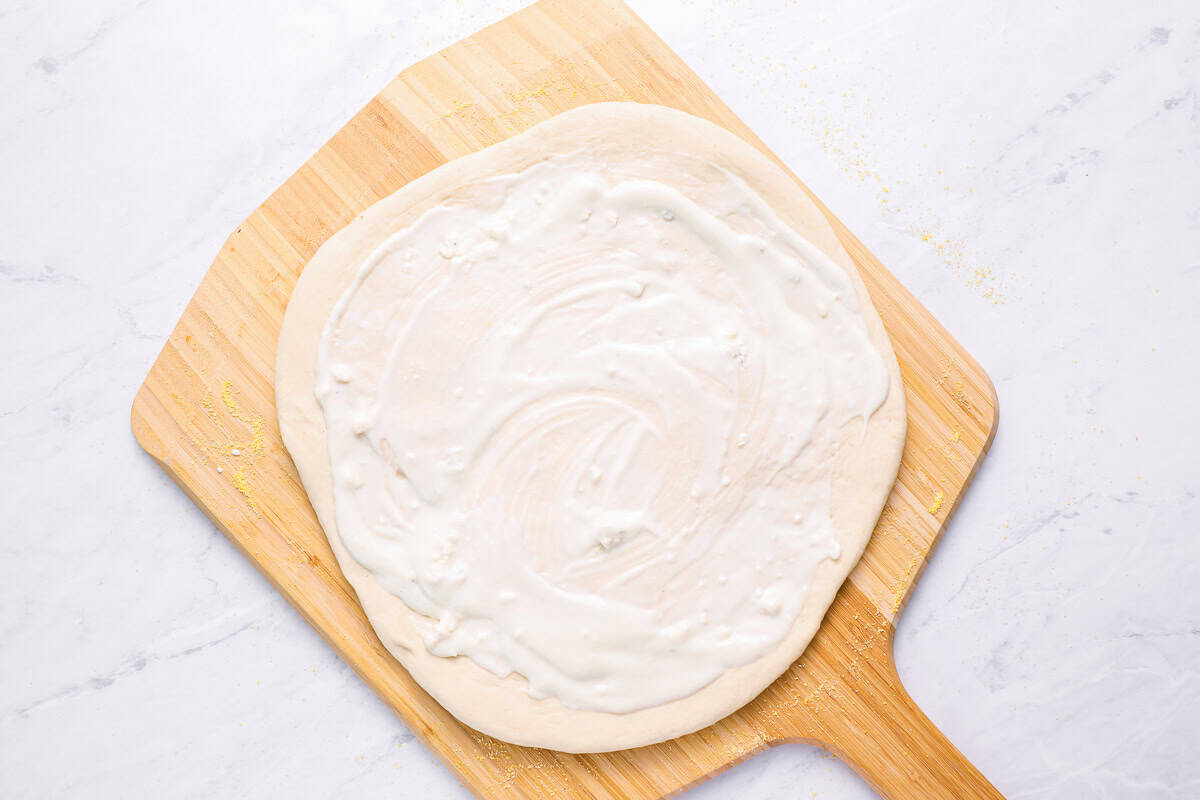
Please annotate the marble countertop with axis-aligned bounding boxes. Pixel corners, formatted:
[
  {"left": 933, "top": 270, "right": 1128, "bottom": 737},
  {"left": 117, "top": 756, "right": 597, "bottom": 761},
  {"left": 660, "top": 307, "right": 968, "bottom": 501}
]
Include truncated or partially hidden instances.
[{"left": 3, "top": 1, "right": 1197, "bottom": 797}]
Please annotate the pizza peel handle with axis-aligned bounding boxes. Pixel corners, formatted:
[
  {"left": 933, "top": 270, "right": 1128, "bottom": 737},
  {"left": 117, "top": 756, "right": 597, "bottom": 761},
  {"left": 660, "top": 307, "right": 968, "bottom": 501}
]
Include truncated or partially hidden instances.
[{"left": 768, "top": 613, "right": 1006, "bottom": 800}]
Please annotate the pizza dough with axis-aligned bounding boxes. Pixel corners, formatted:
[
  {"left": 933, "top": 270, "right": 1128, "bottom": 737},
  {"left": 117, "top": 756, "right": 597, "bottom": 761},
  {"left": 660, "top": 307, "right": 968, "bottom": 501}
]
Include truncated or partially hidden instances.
[{"left": 276, "top": 102, "right": 905, "bottom": 752}]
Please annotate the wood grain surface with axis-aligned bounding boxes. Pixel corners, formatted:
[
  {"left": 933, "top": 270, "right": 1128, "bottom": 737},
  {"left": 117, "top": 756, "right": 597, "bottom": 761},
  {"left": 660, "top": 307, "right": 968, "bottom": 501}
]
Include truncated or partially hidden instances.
[{"left": 131, "top": 1, "right": 1002, "bottom": 797}]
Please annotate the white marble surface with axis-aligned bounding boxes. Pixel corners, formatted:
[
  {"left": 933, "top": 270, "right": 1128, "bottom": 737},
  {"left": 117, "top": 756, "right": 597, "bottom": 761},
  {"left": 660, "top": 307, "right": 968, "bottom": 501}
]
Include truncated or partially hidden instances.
[{"left": 3, "top": 0, "right": 1198, "bottom": 797}]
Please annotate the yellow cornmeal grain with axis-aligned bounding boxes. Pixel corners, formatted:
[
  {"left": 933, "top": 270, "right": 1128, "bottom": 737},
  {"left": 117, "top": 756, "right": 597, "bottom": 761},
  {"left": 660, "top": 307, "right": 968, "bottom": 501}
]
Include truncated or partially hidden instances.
[
  {"left": 927, "top": 491, "right": 945, "bottom": 515},
  {"left": 889, "top": 556, "right": 921, "bottom": 615},
  {"left": 927, "top": 426, "right": 966, "bottom": 464},
  {"left": 444, "top": 69, "right": 634, "bottom": 137},
  {"left": 936, "top": 360, "right": 952, "bottom": 385},
  {"left": 231, "top": 466, "right": 258, "bottom": 510},
  {"left": 950, "top": 380, "right": 972, "bottom": 412},
  {"left": 184, "top": 381, "right": 268, "bottom": 513},
  {"left": 221, "top": 380, "right": 266, "bottom": 455},
  {"left": 199, "top": 393, "right": 217, "bottom": 422}
]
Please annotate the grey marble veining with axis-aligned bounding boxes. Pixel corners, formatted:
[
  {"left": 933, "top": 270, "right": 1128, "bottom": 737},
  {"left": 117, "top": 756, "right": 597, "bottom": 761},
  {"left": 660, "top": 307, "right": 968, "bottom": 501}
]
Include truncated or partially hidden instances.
[{"left": 2, "top": 1, "right": 1198, "bottom": 797}]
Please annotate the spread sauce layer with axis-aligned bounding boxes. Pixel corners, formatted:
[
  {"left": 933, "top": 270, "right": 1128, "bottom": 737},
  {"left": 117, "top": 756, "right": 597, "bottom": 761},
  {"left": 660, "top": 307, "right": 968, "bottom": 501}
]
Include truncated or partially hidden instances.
[{"left": 315, "top": 150, "right": 889, "bottom": 712}]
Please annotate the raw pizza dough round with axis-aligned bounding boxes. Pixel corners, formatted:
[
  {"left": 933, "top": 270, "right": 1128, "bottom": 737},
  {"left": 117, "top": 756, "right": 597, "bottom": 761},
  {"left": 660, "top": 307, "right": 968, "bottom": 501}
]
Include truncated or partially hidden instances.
[{"left": 276, "top": 102, "right": 905, "bottom": 752}]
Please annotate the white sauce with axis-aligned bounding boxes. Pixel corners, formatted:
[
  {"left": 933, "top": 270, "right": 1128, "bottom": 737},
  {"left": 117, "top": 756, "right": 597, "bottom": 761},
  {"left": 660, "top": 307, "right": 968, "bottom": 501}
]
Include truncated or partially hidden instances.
[{"left": 315, "top": 151, "right": 889, "bottom": 713}]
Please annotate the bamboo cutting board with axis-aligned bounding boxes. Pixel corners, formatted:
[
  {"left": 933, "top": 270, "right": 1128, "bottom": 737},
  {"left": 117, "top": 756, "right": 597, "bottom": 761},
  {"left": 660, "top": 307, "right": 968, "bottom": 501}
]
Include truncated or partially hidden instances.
[{"left": 131, "top": 1, "right": 1002, "bottom": 797}]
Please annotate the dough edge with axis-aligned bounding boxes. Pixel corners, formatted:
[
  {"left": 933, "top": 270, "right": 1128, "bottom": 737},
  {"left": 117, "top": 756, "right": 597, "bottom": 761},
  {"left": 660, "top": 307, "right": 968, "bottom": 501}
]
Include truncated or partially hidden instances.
[{"left": 275, "top": 102, "right": 906, "bottom": 753}]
